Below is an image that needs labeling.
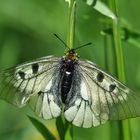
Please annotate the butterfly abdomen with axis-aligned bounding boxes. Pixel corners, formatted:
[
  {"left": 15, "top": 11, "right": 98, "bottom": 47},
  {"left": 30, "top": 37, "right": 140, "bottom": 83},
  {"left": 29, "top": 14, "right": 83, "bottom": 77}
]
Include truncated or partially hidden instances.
[{"left": 61, "top": 59, "right": 75, "bottom": 103}]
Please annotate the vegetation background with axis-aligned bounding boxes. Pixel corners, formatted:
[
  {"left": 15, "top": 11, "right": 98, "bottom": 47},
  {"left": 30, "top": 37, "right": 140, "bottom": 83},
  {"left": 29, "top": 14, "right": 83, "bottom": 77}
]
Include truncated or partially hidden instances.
[{"left": 0, "top": 0, "right": 140, "bottom": 140}]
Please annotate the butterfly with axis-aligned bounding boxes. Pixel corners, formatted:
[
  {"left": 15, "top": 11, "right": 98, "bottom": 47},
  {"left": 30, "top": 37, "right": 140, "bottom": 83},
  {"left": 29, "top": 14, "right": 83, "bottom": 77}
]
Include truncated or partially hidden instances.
[{"left": 0, "top": 38, "right": 140, "bottom": 128}]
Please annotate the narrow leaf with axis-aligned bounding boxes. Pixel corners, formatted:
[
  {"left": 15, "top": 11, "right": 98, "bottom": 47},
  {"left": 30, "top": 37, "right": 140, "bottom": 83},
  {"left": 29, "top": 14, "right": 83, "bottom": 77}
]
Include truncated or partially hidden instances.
[
  {"left": 28, "top": 116, "right": 56, "bottom": 140},
  {"left": 56, "top": 116, "right": 70, "bottom": 140},
  {"left": 65, "top": 0, "right": 70, "bottom": 5},
  {"left": 83, "top": 0, "right": 116, "bottom": 20},
  {"left": 56, "top": 116, "right": 65, "bottom": 140}
]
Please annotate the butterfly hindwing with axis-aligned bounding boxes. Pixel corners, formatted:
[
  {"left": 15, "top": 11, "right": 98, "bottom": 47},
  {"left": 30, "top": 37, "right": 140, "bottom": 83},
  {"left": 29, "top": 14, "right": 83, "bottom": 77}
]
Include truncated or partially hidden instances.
[
  {"left": 64, "top": 65, "right": 103, "bottom": 128},
  {"left": 0, "top": 56, "right": 62, "bottom": 119}
]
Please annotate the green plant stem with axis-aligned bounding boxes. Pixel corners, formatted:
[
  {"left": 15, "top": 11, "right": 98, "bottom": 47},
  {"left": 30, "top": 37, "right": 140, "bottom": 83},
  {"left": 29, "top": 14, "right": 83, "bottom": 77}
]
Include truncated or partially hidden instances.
[
  {"left": 113, "top": 20, "right": 125, "bottom": 82},
  {"left": 108, "top": 0, "right": 131, "bottom": 140},
  {"left": 67, "top": 0, "right": 76, "bottom": 50},
  {"left": 56, "top": 0, "right": 76, "bottom": 139}
]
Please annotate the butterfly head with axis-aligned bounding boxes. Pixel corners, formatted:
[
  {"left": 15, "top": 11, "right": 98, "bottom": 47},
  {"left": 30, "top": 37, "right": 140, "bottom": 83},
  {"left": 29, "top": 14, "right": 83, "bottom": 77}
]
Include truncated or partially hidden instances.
[
  {"left": 65, "top": 49, "right": 78, "bottom": 61},
  {"left": 64, "top": 42, "right": 92, "bottom": 61}
]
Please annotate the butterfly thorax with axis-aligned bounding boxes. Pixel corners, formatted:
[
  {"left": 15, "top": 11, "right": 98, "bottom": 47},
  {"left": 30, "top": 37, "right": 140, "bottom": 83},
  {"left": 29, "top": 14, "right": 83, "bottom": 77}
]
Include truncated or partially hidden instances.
[{"left": 60, "top": 49, "right": 78, "bottom": 103}]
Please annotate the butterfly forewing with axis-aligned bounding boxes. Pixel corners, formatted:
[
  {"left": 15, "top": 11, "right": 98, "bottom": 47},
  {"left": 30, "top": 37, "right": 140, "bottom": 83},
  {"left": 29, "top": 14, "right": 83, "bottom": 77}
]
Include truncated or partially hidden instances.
[{"left": 0, "top": 56, "right": 62, "bottom": 119}]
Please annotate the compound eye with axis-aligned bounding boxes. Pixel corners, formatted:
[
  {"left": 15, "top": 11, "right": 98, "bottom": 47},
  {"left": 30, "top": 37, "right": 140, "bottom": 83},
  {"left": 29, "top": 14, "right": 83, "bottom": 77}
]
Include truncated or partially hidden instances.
[{"left": 69, "top": 49, "right": 75, "bottom": 54}]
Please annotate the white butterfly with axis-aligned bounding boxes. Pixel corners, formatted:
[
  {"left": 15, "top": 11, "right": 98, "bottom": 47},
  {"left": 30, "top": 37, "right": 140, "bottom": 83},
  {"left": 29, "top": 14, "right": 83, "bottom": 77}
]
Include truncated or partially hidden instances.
[{"left": 0, "top": 48, "right": 140, "bottom": 128}]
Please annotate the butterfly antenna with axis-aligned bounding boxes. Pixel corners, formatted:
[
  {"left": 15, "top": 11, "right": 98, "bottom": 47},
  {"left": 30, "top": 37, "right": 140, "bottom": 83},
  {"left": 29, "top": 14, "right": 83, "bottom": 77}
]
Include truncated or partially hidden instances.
[
  {"left": 74, "top": 42, "right": 92, "bottom": 50},
  {"left": 53, "top": 33, "right": 68, "bottom": 49}
]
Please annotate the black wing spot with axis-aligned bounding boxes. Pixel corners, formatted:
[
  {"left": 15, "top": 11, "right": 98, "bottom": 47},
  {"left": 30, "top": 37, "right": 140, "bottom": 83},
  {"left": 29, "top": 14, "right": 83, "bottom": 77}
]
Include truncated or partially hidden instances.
[
  {"left": 109, "top": 84, "right": 116, "bottom": 92},
  {"left": 38, "top": 91, "right": 43, "bottom": 95},
  {"left": 18, "top": 71, "right": 25, "bottom": 79},
  {"left": 32, "top": 63, "right": 39, "bottom": 74},
  {"left": 97, "top": 72, "right": 104, "bottom": 82}
]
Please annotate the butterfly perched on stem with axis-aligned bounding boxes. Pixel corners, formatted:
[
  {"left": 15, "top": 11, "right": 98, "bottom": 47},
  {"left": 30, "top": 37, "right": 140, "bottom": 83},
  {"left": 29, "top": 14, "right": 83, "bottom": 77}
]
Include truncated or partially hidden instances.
[{"left": 0, "top": 36, "right": 140, "bottom": 128}]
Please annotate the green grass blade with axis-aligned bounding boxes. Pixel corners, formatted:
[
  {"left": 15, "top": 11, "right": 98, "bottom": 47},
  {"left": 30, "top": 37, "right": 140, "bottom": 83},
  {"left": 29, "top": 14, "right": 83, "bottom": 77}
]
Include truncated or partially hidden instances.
[
  {"left": 84, "top": 0, "right": 116, "bottom": 19},
  {"left": 101, "top": 0, "right": 133, "bottom": 140},
  {"left": 56, "top": 116, "right": 70, "bottom": 140},
  {"left": 56, "top": 116, "right": 65, "bottom": 140},
  {"left": 28, "top": 116, "right": 57, "bottom": 140},
  {"left": 108, "top": 0, "right": 131, "bottom": 140}
]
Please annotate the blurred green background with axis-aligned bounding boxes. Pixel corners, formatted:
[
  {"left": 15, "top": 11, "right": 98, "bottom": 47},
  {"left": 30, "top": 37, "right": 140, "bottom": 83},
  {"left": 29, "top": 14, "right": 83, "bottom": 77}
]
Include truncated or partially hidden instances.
[{"left": 0, "top": 0, "right": 140, "bottom": 140}]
